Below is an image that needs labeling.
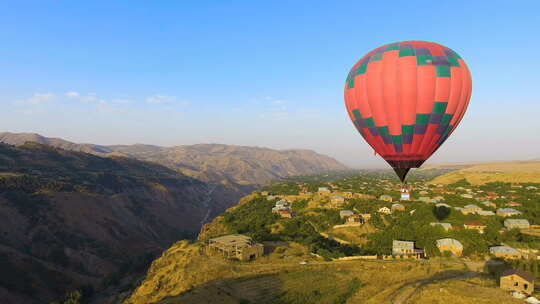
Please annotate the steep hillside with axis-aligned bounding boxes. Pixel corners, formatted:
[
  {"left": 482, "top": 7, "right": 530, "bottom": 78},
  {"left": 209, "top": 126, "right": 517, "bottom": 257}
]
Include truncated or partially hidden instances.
[
  {"left": 427, "top": 160, "right": 540, "bottom": 185},
  {"left": 0, "top": 143, "right": 234, "bottom": 304},
  {"left": 0, "top": 132, "right": 348, "bottom": 186}
]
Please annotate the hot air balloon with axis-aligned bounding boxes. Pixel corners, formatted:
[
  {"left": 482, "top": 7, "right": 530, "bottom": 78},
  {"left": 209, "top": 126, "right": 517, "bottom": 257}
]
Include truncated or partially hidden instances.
[{"left": 344, "top": 41, "right": 472, "bottom": 182}]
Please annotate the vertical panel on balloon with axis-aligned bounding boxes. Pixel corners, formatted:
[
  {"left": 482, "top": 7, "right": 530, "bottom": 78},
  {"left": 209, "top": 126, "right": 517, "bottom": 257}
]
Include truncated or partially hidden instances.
[
  {"left": 381, "top": 50, "right": 401, "bottom": 137},
  {"left": 365, "top": 61, "right": 392, "bottom": 156},
  {"left": 410, "top": 65, "right": 436, "bottom": 156},
  {"left": 398, "top": 55, "right": 418, "bottom": 155}
]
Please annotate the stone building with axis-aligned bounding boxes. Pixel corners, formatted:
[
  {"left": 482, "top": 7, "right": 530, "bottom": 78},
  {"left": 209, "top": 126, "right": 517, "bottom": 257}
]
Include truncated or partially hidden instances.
[{"left": 500, "top": 269, "right": 534, "bottom": 295}]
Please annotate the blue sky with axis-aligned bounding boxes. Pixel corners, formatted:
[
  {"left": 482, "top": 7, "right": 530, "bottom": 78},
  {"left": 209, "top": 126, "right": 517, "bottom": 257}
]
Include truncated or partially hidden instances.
[{"left": 1, "top": 1, "right": 539, "bottom": 167}]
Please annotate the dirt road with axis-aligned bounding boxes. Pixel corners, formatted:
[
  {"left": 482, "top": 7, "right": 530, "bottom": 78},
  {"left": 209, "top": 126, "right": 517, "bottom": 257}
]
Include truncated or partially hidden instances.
[{"left": 390, "top": 270, "right": 478, "bottom": 304}]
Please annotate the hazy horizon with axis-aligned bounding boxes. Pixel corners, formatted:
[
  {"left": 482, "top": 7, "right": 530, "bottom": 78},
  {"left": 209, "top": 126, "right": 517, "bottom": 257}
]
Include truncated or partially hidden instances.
[{"left": 2, "top": 1, "right": 539, "bottom": 167}]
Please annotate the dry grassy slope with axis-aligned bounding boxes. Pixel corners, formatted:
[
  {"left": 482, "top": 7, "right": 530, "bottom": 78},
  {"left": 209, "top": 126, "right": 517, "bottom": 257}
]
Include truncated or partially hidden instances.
[{"left": 427, "top": 160, "right": 540, "bottom": 185}]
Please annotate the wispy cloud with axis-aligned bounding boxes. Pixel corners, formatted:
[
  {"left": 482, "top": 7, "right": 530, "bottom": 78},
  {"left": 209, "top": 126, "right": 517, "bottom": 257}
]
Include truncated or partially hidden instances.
[
  {"left": 146, "top": 94, "right": 189, "bottom": 105},
  {"left": 64, "top": 91, "right": 107, "bottom": 104},
  {"left": 19, "top": 93, "right": 55, "bottom": 105}
]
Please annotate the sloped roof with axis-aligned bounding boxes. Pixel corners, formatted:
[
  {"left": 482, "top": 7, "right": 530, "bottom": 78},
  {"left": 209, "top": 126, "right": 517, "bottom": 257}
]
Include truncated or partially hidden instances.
[
  {"left": 501, "top": 268, "right": 534, "bottom": 283},
  {"left": 478, "top": 210, "right": 495, "bottom": 215},
  {"left": 430, "top": 222, "right": 452, "bottom": 230},
  {"left": 436, "top": 238, "right": 463, "bottom": 249},
  {"left": 504, "top": 219, "right": 530, "bottom": 226},
  {"left": 393, "top": 240, "right": 414, "bottom": 249},
  {"left": 490, "top": 245, "right": 520, "bottom": 255},
  {"left": 497, "top": 208, "right": 521, "bottom": 213},
  {"left": 464, "top": 221, "right": 486, "bottom": 227}
]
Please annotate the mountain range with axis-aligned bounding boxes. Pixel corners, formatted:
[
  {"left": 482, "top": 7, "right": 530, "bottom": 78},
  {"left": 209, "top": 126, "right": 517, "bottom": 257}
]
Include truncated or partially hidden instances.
[
  {"left": 0, "top": 132, "right": 347, "bottom": 303},
  {"left": 0, "top": 132, "right": 347, "bottom": 186}
]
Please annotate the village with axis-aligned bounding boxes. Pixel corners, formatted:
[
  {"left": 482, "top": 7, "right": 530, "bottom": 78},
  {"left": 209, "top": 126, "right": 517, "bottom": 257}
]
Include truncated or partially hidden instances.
[{"left": 203, "top": 171, "right": 540, "bottom": 302}]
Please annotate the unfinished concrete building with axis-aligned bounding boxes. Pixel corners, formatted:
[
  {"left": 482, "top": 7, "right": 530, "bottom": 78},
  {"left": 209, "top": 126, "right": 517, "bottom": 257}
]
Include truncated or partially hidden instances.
[{"left": 207, "top": 234, "right": 264, "bottom": 261}]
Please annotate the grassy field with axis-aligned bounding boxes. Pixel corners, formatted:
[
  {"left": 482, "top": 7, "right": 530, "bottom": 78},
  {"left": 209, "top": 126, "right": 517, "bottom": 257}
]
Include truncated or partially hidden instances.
[
  {"left": 428, "top": 161, "right": 540, "bottom": 185},
  {"left": 407, "top": 276, "right": 523, "bottom": 304},
  {"left": 325, "top": 223, "right": 377, "bottom": 246}
]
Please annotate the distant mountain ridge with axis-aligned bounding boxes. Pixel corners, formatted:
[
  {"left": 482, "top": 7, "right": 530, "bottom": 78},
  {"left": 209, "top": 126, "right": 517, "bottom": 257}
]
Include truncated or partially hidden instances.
[
  {"left": 0, "top": 132, "right": 347, "bottom": 186},
  {"left": 0, "top": 132, "right": 113, "bottom": 154}
]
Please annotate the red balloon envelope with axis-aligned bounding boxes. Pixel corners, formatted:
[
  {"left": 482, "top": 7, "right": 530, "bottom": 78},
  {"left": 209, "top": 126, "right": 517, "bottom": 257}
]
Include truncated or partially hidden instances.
[{"left": 344, "top": 41, "right": 472, "bottom": 182}]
